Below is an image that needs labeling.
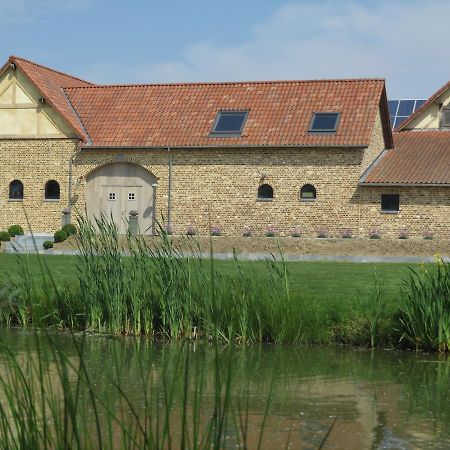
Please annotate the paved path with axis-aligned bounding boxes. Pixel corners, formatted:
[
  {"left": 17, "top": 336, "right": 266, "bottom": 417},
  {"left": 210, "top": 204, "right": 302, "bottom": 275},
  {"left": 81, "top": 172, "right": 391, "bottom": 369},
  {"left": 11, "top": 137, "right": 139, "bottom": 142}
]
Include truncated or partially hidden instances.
[{"left": 4, "top": 244, "right": 448, "bottom": 264}]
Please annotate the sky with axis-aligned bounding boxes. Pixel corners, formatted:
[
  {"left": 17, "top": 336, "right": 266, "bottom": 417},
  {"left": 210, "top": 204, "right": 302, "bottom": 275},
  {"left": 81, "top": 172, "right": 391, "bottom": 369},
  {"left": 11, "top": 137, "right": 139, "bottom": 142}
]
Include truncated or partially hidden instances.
[{"left": 0, "top": 0, "right": 448, "bottom": 99}]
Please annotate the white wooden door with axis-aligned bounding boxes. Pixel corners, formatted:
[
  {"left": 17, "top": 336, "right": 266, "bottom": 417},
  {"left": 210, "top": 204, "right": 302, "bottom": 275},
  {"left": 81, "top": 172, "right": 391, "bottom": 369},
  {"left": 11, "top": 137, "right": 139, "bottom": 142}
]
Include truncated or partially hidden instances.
[{"left": 86, "top": 163, "right": 156, "bottom": 235}]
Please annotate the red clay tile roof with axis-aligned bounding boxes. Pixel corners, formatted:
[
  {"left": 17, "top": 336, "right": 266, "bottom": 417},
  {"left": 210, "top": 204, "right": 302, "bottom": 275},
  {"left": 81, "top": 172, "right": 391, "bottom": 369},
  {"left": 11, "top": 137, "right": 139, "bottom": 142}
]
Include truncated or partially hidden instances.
[
  {"left": 5, "top": 56, "right": 94, "bottom": 141},
  {"left": 63, "top": 79, "right": 389, "bottom": 148},
  {"left": 361, "top": 131, "right": 450, "bottom": 185}
]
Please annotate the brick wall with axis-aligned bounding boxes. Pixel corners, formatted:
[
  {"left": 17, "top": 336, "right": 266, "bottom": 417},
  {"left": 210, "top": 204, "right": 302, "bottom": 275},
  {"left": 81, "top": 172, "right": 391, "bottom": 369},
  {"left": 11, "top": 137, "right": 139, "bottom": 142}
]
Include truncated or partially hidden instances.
[
  {"left": 0, "top": 138, "right": 77, "bottom": 233},
  {"left": 71, "top": 111, "right": 385, "bottom": 237},
  {"left": 357, "top": 186, "right": 450, "bottom": 239},
  {"left": 1, "top": 111, "right": 449, "bottom": 239}
]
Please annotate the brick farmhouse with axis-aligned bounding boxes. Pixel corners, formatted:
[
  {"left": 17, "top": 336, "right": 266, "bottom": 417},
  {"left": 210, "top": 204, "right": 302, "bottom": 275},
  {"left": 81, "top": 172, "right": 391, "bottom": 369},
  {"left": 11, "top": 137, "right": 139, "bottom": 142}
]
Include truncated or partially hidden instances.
[{"left": 0, "top": 56, "right": 449, "bottom": 238}]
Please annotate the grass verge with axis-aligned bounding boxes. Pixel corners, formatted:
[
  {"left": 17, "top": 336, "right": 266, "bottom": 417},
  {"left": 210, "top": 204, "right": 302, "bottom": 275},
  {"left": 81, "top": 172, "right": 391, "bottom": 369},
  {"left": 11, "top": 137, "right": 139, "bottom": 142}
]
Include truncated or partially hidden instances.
[{"left": 0, "top": 214, "right": 447, "bottom": 350}]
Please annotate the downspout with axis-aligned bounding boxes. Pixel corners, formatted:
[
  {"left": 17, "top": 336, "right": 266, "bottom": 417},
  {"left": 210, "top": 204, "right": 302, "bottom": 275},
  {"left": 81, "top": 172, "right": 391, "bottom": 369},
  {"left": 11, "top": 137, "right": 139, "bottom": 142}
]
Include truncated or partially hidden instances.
[
  {"left": 167, "top": 147, "right": 173, "bottom": 229},
  {"left": 67, "top": 141, "right": 83, "bottom": 222}
]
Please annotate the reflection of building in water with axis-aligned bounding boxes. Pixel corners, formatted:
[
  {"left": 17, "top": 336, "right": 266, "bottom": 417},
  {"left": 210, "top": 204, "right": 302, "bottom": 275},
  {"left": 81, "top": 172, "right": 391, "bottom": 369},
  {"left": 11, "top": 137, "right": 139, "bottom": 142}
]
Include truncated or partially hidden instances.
[{"left": 0, "top": 334, "right": 447, "bottom": 449}]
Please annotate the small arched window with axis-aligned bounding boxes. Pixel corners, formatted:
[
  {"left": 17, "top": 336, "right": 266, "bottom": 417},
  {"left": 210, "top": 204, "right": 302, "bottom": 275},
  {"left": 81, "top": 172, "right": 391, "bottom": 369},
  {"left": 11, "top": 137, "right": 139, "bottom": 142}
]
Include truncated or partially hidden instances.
[
  {"left": 300, "top": 184, "right": 316, "bottom": 201},
  {"left": 45, "top": 180, "right": 60, "bottom": 200},
  {"left": 9, "top": 180, "right": 24, "bottom": 200},
  {"left": 257, "top": 184, "right": 273, "bottom": 200}
]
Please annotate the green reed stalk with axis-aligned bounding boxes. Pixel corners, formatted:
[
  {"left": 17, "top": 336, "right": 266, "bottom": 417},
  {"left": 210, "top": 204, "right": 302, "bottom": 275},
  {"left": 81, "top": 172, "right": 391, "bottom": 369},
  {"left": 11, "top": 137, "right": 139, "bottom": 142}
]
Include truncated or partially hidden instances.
[{"left": 399, "top": 259, "right": 450, "bottom": 352}]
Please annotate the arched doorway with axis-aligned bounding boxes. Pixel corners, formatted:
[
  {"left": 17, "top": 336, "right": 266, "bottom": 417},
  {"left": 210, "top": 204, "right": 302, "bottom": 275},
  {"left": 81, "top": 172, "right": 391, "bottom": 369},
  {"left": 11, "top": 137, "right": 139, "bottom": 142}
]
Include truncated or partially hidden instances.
[{"left": 86, "top": 162, "right": 156, "bottom": 235}]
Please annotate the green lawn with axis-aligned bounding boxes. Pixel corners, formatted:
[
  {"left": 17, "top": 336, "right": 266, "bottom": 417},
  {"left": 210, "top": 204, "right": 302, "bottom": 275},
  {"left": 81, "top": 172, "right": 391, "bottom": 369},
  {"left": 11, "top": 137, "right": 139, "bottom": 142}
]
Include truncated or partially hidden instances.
[{"left": 0, "top": 253, "right": 420, "bottom": 304}]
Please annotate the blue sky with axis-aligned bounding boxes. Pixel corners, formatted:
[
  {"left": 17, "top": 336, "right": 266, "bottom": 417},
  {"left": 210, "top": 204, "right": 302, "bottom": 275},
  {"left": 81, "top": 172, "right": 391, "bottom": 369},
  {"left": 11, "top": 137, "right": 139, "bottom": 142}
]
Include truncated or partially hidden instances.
[{"left": 0, "top": 0, "right": 448, "bottom": 99}]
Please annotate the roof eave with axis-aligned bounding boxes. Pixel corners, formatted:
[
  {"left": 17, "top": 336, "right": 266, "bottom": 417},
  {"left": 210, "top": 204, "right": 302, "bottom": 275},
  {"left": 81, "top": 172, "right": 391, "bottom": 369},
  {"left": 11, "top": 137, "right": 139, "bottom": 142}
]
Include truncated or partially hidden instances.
[
  {"left": 359, "top": 181, "right": 450, "bottom": 187},
  {"left": 80, "top": 143, "right": 370, "bottom": 150}
]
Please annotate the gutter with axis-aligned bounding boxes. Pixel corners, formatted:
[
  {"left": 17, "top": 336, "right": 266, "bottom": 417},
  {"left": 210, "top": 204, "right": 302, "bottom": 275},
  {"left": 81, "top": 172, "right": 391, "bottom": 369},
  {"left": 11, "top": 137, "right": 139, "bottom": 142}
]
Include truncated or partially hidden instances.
[
  {"left": 359, "top": 182, "right": 450, "bottom": 187},
  {"left": 68, "top": 142, "right": 83, "bottom": 217},
  {"left": 79, "top": 144, "right": 369, "bottom": 150},
  {"left": 60, "top": 89, "right": 93, "bottom": 220}
]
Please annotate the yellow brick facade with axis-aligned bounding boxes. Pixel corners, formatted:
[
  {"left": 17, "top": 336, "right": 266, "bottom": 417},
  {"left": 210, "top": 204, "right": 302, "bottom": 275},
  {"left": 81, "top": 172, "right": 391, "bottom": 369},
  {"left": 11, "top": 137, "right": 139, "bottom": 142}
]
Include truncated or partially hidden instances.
[
  {"left": 0, "top": 111, "right": 449, "bottom": 239},
  {"left": 357, "top": 186, "right": 450, "bottom": 239},
  {"left": 0, "top": 138, "right": 76, "bottom": 232}
]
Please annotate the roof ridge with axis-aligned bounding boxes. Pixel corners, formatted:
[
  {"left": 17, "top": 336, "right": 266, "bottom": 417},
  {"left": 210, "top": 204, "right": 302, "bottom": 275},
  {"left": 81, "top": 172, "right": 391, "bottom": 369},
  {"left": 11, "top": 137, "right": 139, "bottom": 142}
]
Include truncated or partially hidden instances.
[
  {"left": 10, "top": 55, "right": 95, "bottom": 86},
  {"left": 63, "top": 77, "right": 385, "bottom": 90}
]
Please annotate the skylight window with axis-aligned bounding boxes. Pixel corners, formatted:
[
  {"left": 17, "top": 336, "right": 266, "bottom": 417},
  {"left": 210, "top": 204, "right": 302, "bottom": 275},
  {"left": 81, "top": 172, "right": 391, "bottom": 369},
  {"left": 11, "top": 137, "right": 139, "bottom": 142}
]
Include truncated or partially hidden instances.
[
  {"left": 309, "top": 112, "right": 340, "bottom": 133},
  {"left": 211, "top": 111, "right": 248, "bottom": 136}
]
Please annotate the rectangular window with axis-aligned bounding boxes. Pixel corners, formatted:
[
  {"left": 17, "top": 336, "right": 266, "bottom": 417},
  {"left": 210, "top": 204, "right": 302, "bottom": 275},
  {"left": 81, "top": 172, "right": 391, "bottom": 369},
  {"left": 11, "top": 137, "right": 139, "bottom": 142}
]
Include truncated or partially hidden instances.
[
  {"left": 128, "top": 192, "right": 135, "bottom": 200},
  {"left": 108, "top": 192, "right": 116, "bottom": 201},
  {"left": 309, "top": 112, "right": 340, "bottom": 132},
  {"left": 381, "top": 194, "right": 399, "bottom": 213},
  {"left": 210, "top": 111, "right": 248, "bottom": 136},
  {"left": 441, "top": 108, "right": 450, "bottom": 128}
]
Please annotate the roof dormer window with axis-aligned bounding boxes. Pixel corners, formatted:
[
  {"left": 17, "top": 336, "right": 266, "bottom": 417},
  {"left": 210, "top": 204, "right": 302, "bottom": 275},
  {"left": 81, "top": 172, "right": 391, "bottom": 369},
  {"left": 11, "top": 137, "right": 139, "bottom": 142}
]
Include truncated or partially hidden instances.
[
  {"left": 309, "top": 112, "right": 340, "bottom": 133},
  {"left": 210, "top": 111, "right": 248, "bottom": 136}
]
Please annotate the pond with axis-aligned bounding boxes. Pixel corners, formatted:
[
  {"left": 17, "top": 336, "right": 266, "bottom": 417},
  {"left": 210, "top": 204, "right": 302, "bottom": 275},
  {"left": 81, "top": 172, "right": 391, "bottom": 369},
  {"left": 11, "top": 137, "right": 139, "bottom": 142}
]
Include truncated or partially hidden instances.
[{"left": 0, "top": 328, "right": 449, "bottom": 449}]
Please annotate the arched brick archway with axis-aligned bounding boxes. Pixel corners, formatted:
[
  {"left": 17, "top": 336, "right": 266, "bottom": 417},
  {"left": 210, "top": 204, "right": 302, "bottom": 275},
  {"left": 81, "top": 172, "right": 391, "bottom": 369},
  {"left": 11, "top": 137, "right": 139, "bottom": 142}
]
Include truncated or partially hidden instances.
[{"left": 86, "top": 162, "right": 157, "bottom": 235}]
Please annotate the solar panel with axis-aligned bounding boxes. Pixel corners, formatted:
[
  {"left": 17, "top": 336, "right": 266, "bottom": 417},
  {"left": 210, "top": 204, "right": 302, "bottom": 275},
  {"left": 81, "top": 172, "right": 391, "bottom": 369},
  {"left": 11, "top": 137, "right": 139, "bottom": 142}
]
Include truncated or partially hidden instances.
[
  {"left": 388, "top": 100, "right": 399, "bottom": 117},
  {"left": 388, "top": 99, "right": 426, "bottom": 128},
  {"left": 397, "top": 100, "right": 415, "bottom": 116}
]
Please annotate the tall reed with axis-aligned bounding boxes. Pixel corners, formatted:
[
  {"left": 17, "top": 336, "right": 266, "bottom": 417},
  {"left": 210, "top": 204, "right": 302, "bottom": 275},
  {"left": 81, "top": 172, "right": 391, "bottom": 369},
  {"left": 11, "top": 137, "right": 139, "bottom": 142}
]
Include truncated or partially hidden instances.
[
  {"left": 399, "top": 259, "right": 450, "bottom": 352},
  {"left": 0, "top": 330, "right": 276, "bottom": 449},
  {"left": 1, "top": 214, "right": 330, "bottom": 344}
]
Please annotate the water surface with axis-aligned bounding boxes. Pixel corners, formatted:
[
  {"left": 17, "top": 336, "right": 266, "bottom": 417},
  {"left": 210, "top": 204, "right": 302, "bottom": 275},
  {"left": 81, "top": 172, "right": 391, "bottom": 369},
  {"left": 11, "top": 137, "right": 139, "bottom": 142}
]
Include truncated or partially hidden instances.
[{"left": 0, "top": 329, "right": 449, "bottom": 449}]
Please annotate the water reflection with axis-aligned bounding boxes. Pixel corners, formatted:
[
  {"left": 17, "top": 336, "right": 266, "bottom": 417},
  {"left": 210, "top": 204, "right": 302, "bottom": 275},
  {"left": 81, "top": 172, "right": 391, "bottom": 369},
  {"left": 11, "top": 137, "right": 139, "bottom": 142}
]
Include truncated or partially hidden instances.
[{"left": 0, "top": 329, "right": 449, "bottom": 449}]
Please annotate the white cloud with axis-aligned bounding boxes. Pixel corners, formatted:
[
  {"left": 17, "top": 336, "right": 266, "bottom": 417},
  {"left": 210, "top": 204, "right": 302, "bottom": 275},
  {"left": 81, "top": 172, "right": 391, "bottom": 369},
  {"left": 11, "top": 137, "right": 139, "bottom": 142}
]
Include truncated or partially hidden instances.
[{"left": 105, "top": 0, "right": 450, "bottom": 98}]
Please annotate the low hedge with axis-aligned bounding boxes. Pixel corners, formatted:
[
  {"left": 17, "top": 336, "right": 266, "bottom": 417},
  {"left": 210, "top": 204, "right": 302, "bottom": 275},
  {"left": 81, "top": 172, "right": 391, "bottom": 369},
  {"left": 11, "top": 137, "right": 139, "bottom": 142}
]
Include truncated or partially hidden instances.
[
  {"left": 43, "top": 241, "right": 54, "bottom": 250},
  {"left": 8, "top": 225, "right": 24, "bottom": 237},
  {"left": 0, "top": 231, "right": 10, "bottom": 242},
  {"left": 62, "top": 223, "right": 77, "bottom": 236},
  {"left": 54, "top": 230, "right": 67, "bottom": 243}
]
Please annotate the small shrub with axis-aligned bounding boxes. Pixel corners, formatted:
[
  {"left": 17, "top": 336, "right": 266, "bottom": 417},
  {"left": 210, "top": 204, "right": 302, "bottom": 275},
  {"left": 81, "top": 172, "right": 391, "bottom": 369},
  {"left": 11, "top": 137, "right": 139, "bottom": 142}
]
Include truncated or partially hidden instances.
[
  {"left": 339, "top": 228, "right": 352, "bottom": 239},
  {"left": 0, "top": 231, "right": 10, "bottom": 242},
  {"left": 398, "top": 229, "right": 409, "bottom": 240},
  {"left": 368, "top": 228, "right": 381, "bottom": 239},
  {"left": 210, "top": 225, "right": 223, "bottom": 237},
  {"left": 186, "top": 225, "right": 197, "bottom": 236},
  {"left": 7, "top": 225, "right": 24, "bottom": 237},
  {"left": 62, "top": 223, "right": 77, "bottom": 236},
  {"left": 54, "top": 229, "right": 68, "bottom": 243},
  {"left": 265, "top": 225, "right": 278, "bottom": 237},
  {"left": 242, "top": 226, "right": 253, "bottom": 237},
  {"left": 290, "top": 227, "right": 303, "bottom": 238},
  {"left": 43, "top": 240, "right": 54, "bottom": 250},
  {"left": 423, "top": 228, "right": 434, "bottom": 240},
  {"left": 315, "top": 227, "right": 328, "bottom": 239}
]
